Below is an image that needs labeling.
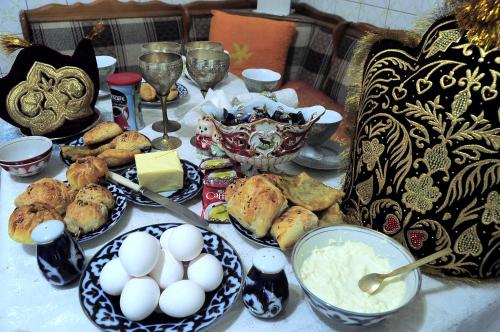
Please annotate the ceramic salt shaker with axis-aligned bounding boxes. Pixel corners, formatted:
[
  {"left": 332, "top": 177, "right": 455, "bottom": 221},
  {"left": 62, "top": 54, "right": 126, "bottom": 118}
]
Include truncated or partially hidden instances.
[
  {"left": 31, "top": 220, "right": 85, "bottom": 286},
  {"left": 242, "top": 248, "right": 289, "bottom": 319}
]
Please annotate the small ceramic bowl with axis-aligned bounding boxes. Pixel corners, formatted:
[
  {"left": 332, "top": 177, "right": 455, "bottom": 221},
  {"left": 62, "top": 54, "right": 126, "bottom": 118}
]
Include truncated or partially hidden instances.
[
  {"left": 0, "top": 136, "right": 53, "bottom": 176},
  {"left": 292, "top": 225, "right": 421, "bottom": 327},
  {"left": 96, "top": 55, "right": 117, "bottom": 92},
  {"left": 242, "top": 68, "right": 281, "bottom": 92},
  {"left": 303, "top": 109, "right": 343, "bottom": 146}
]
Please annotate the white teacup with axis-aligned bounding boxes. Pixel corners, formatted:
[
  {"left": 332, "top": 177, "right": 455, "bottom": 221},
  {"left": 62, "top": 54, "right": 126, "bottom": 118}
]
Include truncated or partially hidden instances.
[{"left": 96, "top": 55, "right": 117, "bottom": 94}]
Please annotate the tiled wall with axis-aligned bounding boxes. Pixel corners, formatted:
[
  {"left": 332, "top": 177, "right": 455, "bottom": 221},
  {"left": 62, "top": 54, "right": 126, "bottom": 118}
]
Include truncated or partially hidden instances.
[
  {"left": 296, "top": 0, "right": 444, "bottom": 29},
  {"left": 0, "top": 0, "right": 444, "bottom": 76}
]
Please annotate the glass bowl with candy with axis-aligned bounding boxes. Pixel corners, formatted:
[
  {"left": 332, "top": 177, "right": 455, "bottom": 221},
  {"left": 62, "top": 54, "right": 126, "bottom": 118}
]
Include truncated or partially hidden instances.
[{"left": 206, "top": 96, "right": 325, "bottom": 174}]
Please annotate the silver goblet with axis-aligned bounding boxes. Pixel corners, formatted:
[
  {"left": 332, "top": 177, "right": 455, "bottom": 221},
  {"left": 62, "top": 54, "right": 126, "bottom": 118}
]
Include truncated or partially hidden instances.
[
  {"left": 141, "top": 42, "right": 183, "bottom": 133},
  {"left": 141, "top": 41, "right": 182, "bottom": 55},
  {"left": 184, "top": 41, "right": 223, "bottom": 55},
  {"left": 139, "top": 52, "right": 183, "bottom": 151},
  {"left": 186, "top": 49, "right": 229, "bottom": 97}
]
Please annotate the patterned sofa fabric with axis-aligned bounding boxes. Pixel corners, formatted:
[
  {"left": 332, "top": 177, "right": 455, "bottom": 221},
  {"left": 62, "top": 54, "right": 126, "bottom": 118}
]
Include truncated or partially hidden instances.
[
  {"left": 322, "top": 33, "right": 359, "bottom": 106},
  {"left": 28, "top": 16, "right": 184, "bottom": 73}
]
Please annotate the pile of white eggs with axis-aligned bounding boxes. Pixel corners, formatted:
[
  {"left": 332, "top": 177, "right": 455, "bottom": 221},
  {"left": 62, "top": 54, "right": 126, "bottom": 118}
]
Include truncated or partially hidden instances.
[{"left": 99, "top": 224, "right": 224, "bottom": 321}]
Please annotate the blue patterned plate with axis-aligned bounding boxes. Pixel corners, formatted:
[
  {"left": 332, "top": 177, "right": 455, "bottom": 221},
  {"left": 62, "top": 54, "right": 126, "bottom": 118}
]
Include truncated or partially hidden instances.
[
  {"left": 79, "top": 223, "right": 243, "bottom": 332},
  {"left": 140, "top": 82, "right": 188, "bottom": 107},
  {"left": 229, "top": 215, "right": 279, "bottom": 248},
  {"left": 121, "top": 160, "right": 202, "bottom": 206},
  {"left": 77, "top": 182, "right": 127, "bottom": 243}
]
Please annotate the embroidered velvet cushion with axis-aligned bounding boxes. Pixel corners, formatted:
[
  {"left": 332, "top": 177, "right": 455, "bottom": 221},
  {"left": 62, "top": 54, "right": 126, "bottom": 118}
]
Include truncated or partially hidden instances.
[
  {"left": 208, "top": 10, "right": 296, "bottom": 77},
  {"left": 342, "top": 16, "right": 500, "bottom": 279}
]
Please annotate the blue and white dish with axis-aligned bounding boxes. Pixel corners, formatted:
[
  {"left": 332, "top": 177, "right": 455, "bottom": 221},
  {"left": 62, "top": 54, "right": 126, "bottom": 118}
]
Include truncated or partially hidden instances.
[
  {"left": 79, "top": 223, "right": 243, "bottom": 332},
  {"left": 77, "top": 182, "right": 128, "bottom": 243},
  {"left": 121, "top": 160, "right": 202, "bottom": 206},
  {"left": 140, "top": 82, "right": 189, "bottom": 107},
  {"left": 59, "top": 133, "right": 152, "bottom": 173},
  {"left": 229, "top": 215, "right": 279, "bottom": 248}
]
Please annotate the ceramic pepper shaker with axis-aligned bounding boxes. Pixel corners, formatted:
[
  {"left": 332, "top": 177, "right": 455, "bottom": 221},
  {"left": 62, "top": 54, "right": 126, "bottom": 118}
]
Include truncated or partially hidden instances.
[
  {"left": 242, "top": 248, "right": 289, "bottom": 319},
  {"left": 31, "top": 220, "right": 85, "bottom": 286}
]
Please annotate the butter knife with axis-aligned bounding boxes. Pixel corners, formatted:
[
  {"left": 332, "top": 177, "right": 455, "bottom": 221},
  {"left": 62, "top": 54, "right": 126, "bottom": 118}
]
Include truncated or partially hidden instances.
[{"left": 107, "top": 171, "right": 209, "bottom": 228}]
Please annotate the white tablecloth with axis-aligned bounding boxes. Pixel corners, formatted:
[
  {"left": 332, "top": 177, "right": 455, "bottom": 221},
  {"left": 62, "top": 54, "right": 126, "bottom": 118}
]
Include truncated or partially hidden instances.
[{"left": 1, "top": 74, "right": 499, "bottom": 332}]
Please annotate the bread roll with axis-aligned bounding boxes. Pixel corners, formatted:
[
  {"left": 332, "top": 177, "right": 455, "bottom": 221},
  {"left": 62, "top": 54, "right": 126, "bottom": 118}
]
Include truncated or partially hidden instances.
[
  {"left": 8, "top": 203, "right": 63, "bottom": 244},
  {"left": 140, "top": 83, "right": 157, "bottom": 101},
  {"left": 111, "top": 131, "right": 151, "bottom": 151},
  {"left": 271, "top": 206, "right": 319, "bottom": 250},
  {"left": 227, "top": 175, "right": 287, "bottom": 237},
  {"left": 83, "top": 121, "right": 123, "bottom": 145},
  {"left": 66, "top": 156, "right": 108, "bottom": 189},
  {"left": 15, "top": 178, "right": 76, "bottom": 214},
  {"left": 75, "top": 184, "right": 115, "bottom": 210},
  {"left": 319, "top": 203, "right": 344, "bottom": 226},
  {"left": 64, "top": 200, "right": 108, "bottom": 235},
  {"left": 98, "top": 148, "right": 140, "bottom": 167}
]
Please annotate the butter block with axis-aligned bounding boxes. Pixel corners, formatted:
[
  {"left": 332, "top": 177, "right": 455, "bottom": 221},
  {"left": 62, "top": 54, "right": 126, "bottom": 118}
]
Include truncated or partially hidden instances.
[{"left": 135, "top": 150, "right": 184, "bottom": 192}]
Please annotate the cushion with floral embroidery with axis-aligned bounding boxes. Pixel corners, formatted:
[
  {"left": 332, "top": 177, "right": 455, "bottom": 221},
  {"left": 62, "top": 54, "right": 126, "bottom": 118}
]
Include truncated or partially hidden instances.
[{"left": 341, "top": 15, "right": 499, "bottom": 279}]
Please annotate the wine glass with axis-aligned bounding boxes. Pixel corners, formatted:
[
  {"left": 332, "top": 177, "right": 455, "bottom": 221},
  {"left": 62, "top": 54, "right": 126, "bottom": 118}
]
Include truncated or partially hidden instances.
[
  {"left": 186, "top": 49, "right": 229, "bottom": 146},
  {"left": 141, "top": 42, "right": 183, "bottom": 133},
  {"left": 186, "top": 49, "right": 229, "bottom": 97},
  {"left": 184, "top": 41, "right": 223, "bottom": 55},
  {"left": 139, "top": 52, "right": 183, "bottom": 150},
  {"left": 141, "top": 41, "right": 182, "bottom": 55}
]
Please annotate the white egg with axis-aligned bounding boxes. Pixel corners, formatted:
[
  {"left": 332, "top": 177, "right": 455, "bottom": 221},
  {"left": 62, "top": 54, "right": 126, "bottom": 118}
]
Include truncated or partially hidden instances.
[
  {"left": 160, "top": 227, "right": 176, "bottom": 250},
  {"left": 99, "top": 258, "right": 131, "bottom": 296},
  {"left": 188, "top": 253, "right": 224, "bottom": 292},
  {"left": 168, "top": 224, "right": 204, "bottom": 262},
  {"left": 120, "top": 276, "right": 160, "bottom": 321},
  {"left": 119, "top": 232, "right": 160, "bottom": 277},
  {"left": 149, "top": 249, "right": 184, "bottom": 289},
  {"left": 159, "top": 280, "right": 205, "bottom": 318}
]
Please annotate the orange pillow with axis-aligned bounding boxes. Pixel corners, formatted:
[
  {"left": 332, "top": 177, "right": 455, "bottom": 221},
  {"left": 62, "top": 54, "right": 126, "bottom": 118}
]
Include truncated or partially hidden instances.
[{"left": 209, "top": 10, "right": 296, "bottom": 77}]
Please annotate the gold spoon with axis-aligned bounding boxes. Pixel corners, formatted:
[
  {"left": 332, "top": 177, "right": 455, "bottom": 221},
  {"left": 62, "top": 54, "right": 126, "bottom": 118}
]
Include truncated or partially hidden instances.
[{"left": 358, "top": 248, "right": 452, "bottom": 295}]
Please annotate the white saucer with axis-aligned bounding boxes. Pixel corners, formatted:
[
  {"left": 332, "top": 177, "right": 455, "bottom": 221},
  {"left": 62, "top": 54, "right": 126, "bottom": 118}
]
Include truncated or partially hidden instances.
[{"left": 293, "top": 140, "right": 345, "bottom": 170}]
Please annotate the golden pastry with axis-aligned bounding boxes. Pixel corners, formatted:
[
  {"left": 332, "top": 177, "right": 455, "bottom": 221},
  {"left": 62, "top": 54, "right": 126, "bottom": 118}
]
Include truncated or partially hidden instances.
[
  {"left": 225, "top": 178, "right": 246, "bottom": 202},
  {"left": 64, "top": 200, "right": 108, "bottom": 235},
  {"left": 111, "top": 131, "right": 151, "bottom": 151},
  {"left": 75, "top": 184, "right": 115, "bottom": 210},
  {"left": 227, "top": 175, "right": 287, "bottom": 238},
  {"left": 271, "top": 206, "right": 319, "bottom": 250},
  {"left": 8, "top": 203, "right": 63, "bottom": 244},
  {"left": 140, "top": 83, "right": 157, "bottom": 101},
  {"left": 276, "top": 172, "right": 344, "bottom": 211},
  {"left": 83, "top": 121, "right": 123, "bottom": 145},
  {"left": 61, "top": 143, "right": 113, "bottom": 160},
  {"left": 66, "top": 156, "right": 109, "bottom": 189},
  {"left": 319, "top": 203, "right": 344, "bottom": 226},
  {"left": 15, "top": 178, "right": 76, "bottom": 214},
  {"left": 167, "top": 85, "right": 178, "bottom": 101},
  {"left": 98, "top": 148, "right": 140, "bottom": 167}
]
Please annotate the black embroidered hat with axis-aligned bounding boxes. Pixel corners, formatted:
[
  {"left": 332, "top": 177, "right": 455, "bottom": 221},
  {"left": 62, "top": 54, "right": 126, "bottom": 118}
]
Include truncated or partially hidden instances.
[{"left": 0, "top": 26, "right": 102, "bottom": 139}]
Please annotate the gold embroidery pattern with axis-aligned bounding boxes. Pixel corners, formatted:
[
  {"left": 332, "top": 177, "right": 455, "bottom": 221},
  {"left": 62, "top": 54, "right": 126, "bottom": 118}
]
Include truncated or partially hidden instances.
[
  {"left": 402, "top": 175, "right": 442, "bottom": 213},
  {"left": 482, "top": 191, "right": 500, "bottom": 225},
  {"left": 342, "top": 17, "right": 500, "bottom": 279},
  {"left": 361, "top": 138, "right": 384, "bottom": 171},
  {"left": 426, "top": 29, "right": 462, "bottom": 58},
  {"left": 6, "top": 62, "right": 94, "bottom": 135}
]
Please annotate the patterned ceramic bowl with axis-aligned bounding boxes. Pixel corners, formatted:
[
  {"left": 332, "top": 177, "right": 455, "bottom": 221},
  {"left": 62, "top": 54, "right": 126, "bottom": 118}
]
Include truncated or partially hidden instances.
[
  {"left": 242, "top": 68, "right": 281, "bottom": 93},
  {"left": 0, "top": 136, "right": 53, "bottom": 177},
  {"left": 208, "top": 97, "right": 324, "bottom": 173},
  {"left": 292, "top": 225, "right": 421, "bottom": 327}
]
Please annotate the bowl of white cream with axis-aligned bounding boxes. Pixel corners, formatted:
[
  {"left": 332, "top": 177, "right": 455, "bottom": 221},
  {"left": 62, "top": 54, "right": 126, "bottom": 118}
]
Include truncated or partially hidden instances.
[{"left": 291, "top": 225, "right": 421, "bottom": 326}]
